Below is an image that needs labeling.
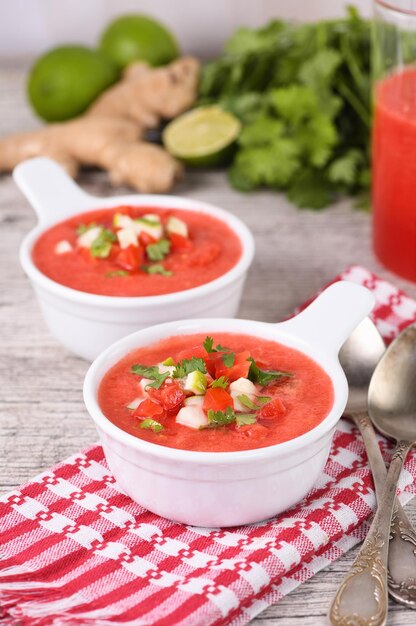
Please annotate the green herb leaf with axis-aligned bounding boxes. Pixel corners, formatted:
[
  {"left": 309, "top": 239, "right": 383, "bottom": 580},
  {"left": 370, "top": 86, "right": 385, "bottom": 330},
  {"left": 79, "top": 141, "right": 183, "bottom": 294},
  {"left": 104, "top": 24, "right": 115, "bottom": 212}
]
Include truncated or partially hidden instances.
[
  {"left": 237, "top": 394, "right": 258, "bottom": 410},
  {"left": 90, "top": 229, "right": 117, "bottom": 259},
  {"left": 236, "top": 413, "right": 257, "bottom": 426},
  {"left": 106, "top": 270, "right": 130, "bottom": 277},
  {"left": 203, "top": 336, "right": 214, "bottom": 353},
  {"left": 211, "top": 376, "right": 229, "bottom": 389},
  {"left": 172, "top": 357, "right": 207, "bottom": 379},
  {"left": 135, "top": 216, "right": 161, "bottom": 227},
  {"left": 222, "top": 352, "right": 235, "bottom": 367},
  {"left": 139, "top": 418, "right": 164, "bottom": 432},
  {"left": 247, "top": 357, "right": 293, "bottom": 386},
  {"left": 76, "top": 222, "right": 97, "bottom": 235},
  {"left": 142, "top": 264, "right": 172, "bottom": 276},
  {"left": 257, "top": 395, "right": 272, "bottom": 405},
  {"left": 131, "top": 364, "right": 170, "bottom": 389},
  {"left": 146, "top": 239, "right": 171, "bottom": 262},
  {"left": 207, "top": 406, "right": 236, "bottom": 427}
]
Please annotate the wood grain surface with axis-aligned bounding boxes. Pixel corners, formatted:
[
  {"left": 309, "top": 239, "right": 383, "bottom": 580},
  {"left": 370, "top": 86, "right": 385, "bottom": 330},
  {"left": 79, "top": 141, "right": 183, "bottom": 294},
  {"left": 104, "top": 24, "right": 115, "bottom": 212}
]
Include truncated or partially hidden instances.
[{"left": 1, "top": 60, "right": 415, "bottom": 625}]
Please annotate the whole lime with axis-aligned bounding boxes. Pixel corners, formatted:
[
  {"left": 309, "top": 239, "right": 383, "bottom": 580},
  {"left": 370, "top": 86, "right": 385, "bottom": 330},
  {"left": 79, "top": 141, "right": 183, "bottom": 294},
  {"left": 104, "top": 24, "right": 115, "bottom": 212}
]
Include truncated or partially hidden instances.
[
  {"left": 99, "top": 14, "right": 179, "bottom": 70},
  {"left": 27, "top": 45, "right": 119, "bottom": 122}
]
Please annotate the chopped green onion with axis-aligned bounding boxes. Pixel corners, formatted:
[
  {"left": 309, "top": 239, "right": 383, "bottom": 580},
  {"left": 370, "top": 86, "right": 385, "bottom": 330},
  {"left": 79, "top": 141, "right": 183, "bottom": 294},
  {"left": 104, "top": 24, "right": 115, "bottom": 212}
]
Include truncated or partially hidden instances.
[{"left": 140, "top": 419, "right": 163, "bottom": 432}]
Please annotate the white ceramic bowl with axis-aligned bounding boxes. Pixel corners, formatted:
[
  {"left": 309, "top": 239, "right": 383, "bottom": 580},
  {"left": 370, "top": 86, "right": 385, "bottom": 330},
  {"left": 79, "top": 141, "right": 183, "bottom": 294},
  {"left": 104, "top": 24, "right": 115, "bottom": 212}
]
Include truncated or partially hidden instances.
[
  {"left": 84, "top": 281, "right": 375, "bottom": 527},
  {"left": 16, "top": 157, "right": 255, "bottom": 361}
]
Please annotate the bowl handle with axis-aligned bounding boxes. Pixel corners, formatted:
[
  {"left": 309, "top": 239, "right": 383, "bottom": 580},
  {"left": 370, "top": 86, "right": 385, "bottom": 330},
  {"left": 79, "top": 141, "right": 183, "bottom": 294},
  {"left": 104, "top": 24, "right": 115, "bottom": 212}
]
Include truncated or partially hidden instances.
[
  {"left": 13, "top": 157, "right": 94, "bottom": 225},
  {"left": 278, "top": 281, "right": 375, "bottom": 356}
]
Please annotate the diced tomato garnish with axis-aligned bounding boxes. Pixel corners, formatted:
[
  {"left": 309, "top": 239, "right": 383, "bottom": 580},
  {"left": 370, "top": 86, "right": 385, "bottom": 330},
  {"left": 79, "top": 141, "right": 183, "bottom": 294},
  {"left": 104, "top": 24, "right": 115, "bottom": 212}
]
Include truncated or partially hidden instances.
[
  {"left": 259, "top": 397, "right": 286, "bottom": 420},
  {"left": 203, "top": 387, "right": 234, "bottom": 413},
  {"left": 115, "top": 245, "right": 144, "bottom": 272},
  {"left": 134, "top": 398, "right": 164, "bottom": 419},
  {"left": 215, "top": 351, "right": 251, "bottom": 382},
  {"left": 204, "top": 352, "right": 223, "bottom": 377},
  {"left": 77, "top": 247, "right": 97, "bottom": 264},
  {"left": 160, "top": 381, "right": 185, "bottom": 412},
  {"left": 169, "top": 233, "right": 193, "bottom": 252},
  {"left": 108, "top": 243, "right": 121, "bottom": 260},
  {"left": 236, "top": 423, "right": 269, "bottom": 440},
  {"left": 116, "top": 205, "right": 134, "bottom": 217},
  {"left": 176, "top": 345, "right": 207, "bottom": 362},
  {"left": 139, "top": 232, "right": 158, "bottom": 246}
]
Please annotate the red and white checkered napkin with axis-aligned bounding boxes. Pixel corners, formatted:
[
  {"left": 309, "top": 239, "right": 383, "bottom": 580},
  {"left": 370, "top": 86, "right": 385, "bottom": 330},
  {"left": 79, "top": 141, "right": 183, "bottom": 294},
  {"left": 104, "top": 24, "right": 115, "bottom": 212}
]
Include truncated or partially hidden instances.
[{"left": 1, "top": 266, "right": 416, "bottom": 626}]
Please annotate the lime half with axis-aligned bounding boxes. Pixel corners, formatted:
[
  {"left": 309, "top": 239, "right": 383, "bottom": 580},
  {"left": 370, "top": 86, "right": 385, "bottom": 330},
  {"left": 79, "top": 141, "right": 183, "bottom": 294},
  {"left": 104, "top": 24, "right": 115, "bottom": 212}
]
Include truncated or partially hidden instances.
[{"left": 163, "top": 106, "right": 241, "bottom": 167}]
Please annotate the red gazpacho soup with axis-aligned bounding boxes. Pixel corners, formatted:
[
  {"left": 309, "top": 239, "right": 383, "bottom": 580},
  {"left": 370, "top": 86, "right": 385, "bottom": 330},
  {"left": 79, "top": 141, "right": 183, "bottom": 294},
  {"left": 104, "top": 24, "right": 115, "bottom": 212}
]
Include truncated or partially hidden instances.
[
  {"left": 98, "top": 333, "right": 334, "bottom": 453},
  {"left": 32, "top": 206, "right": 242, "bottom": 296}
]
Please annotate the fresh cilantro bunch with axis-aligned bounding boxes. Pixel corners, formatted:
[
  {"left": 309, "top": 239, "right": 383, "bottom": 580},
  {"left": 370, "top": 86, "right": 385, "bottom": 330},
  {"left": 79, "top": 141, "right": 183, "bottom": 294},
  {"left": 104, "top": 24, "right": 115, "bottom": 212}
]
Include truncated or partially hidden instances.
[{"left": 198, "top": 7, "right": 371, "bottom": 209}]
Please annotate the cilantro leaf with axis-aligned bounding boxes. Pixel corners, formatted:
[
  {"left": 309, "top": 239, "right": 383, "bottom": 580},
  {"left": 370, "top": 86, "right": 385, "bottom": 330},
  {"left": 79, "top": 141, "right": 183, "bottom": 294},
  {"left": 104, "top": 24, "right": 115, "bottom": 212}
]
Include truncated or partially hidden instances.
[
  {"left": 287, "top": 170, "right": 334, "bottom": 210},
  {"left": 203, "top": 336, "right": 214, "bottom": 353},
  {"left": 146, "top": 239, "right": 171, "bottom": 262},
  {"left": 139, "top": 419, "right": 164, "bottom": 432},
  {"left": 237, "top": 394, "right": 258, "bottom": 410},
  {"left": 211, "top": 376, "right": 229, "bottom": 389},
  {"left": 328, "top": 149, "right": 363, "bottom": 186},
  {"left": 76, "top": 222, "right": 97, "bottom": 235},
  {"left": 207, "top": 406, "right": 236, "bottom": 427},
  {"left": 247, "top": 357, "right": 293, "bottom": 386},
  {"left": 90, "top": 229, "right": 117, "bottom": 259},
  {"left": 106, "top": 270, "right": 130, "bottom": 277},
  {"left": 222, "top": 352, "right": 235, "bottom": 367},
  {"left": 143, "top": 264, "right": 172, "bottom": 276},
  {"left": 131, "top": 364, "right": 169, "bottom": 389},
  {"left": 236, "top": 414, "right": 257, "bottom": 426},
  {"left": 172, "top": 357, "right": 207, "bottom": 379}
]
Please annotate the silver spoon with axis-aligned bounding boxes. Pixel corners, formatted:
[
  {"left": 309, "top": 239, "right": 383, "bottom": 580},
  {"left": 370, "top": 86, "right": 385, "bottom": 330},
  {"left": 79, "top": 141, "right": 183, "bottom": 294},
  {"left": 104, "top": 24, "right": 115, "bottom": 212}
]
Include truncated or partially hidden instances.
[
  {"left": 330, "top": 324, "right": 416, "bottom": 626},
  {"left": 339, "top": 318, "right": 416, "bottom": 609}
]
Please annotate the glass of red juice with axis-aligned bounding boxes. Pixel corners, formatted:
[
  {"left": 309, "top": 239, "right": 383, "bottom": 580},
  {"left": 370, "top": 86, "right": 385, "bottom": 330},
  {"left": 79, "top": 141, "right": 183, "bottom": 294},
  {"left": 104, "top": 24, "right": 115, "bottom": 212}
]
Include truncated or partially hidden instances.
[{"left": 373, "top": 0, "right": 416, "bottom": 281}]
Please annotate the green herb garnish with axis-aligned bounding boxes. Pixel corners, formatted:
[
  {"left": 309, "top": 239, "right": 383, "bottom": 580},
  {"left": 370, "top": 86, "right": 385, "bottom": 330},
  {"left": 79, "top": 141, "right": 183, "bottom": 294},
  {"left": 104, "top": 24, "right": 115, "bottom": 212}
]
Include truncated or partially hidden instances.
[
  {"left": 106, "top": 270, "right": 130, "bottom": 277},
  {"left": 236, "top": 414, "right": 257, "bottom": 427},
  {"left": 211, "top": 376, "right": 229, "bottom": 389},
  {"left": 237, "top": 394, "right": 258, "bottom": 410},
  {"left": 142, "top": 264, "right": 172, "bottom": 276},
  {"left": 247, "top": 357, "right": 293, "bottom": 386},
  {"left": 203, "top": 336, "right": 232, "bottom": 353},
  {"left": 146, "top": 239, "right": 171, "bottom": 262},
  {"left": 207, "top": 406, "right": 236, "bottom": 427},
  {"left": 76, "top": 222, "right": 97, "bottom": 235},
  {"left": 222, "top": 352, "right": 235, "bottom": 367},
  {"left": 131, "top": 365, "right": 170, "bottom": 389},
  {"left": 139, "top": 419, "right": 164, "bottom": 432},
  {"left": 90, "top": 229, "right": 117, "bottom": 259},
  {"left": 173, "top": 357, "right": 207, "bottom": 379},
  {"left": 135, "top": 217, "right": 161, "bottom": 227}
]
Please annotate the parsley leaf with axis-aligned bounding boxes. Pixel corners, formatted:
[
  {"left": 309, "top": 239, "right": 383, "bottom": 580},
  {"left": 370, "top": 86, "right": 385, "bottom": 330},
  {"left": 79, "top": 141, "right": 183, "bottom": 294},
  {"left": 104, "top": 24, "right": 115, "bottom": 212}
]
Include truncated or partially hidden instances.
[
  {"left": 211, "top": 376, "right": 229, "bottom": 389},
  {"left": 131, "top": 364, "right": 169, "bottom": 389},
  {"left": 222, "top": 352, "right": 235, "bottom": 367},
  {"left": 139, "top": 419, "right": 164, "bottom": 432},
  {"left": 236, "top": 414, "right": 257, "bottom": 426},
  {"left": 172, "top": 357, "right": 207, "bottom": 379},
  {"left": 146, "top": 239, "right": 171, "bottom": 262},
  {"left": 237, "top": 394, "right": 258, "bottom": 410},
  {"left": 207, "top": 406, "right": 236, "bottom": 427},
  {"left": 247, "top": 357, "right": 293, "bottom": 386},
  {"left": 142, "top": 264, "right": 172, "bottom": 276}
]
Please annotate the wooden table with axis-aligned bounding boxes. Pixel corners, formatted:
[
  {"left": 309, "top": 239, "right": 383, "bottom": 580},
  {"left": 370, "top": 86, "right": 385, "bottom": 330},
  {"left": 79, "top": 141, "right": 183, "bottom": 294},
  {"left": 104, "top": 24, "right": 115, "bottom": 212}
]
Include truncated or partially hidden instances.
[{"left": 1, "top": 60, "right": 415, "bottom": 625}]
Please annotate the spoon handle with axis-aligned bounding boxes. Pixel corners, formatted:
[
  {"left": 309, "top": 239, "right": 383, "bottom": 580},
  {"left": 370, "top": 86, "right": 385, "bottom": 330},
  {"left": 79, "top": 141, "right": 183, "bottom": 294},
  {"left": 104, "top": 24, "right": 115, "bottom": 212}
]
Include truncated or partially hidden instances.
[
  {"left": 350, "top": 412, "right": 416, "bottom": 609},
  {"left": 328, "top": 439, "right": 412, "bottom": 626}
]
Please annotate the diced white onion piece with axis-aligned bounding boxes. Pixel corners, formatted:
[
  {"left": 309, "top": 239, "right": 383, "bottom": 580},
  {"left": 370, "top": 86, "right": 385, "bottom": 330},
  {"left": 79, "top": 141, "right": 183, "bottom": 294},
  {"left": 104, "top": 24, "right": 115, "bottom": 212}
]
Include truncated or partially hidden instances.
[
  {"left": 184, "top": 396, "right": 204, "bottom": 407},
  {"left": 139, "top": 378, "right": 152, "bottom": 392},
  {"left": 117, "top": 227, "right": 138, "bottom": 249},
  {"left": 134, "top": 214, "right": 163, "bottom": 239},
  {"left": 158, "top": 363, "right": 175, "bottom": 375},
  {"left": 113, "top": 213, "right": 135, "bottom": 230},
  {"left": 77, "top": 226, "right": 103, "bottom": 248},
  {"left": 166, "top": 216, "right": 188, "bottom": 238},
  {"left": 126, "top": 397, "right": 142, "bottom": 410},
  {"left": 54, "top": 240, "right": 73, "bottom": 254},
  {"left": 230, "top": 377, "right": 258, "bottom": 413},
  {"left": 184, "top": 370, "right": 207, "bottom": 395},
  {"left": 176, "top": 405, "right": 209, "bottom": 430}
]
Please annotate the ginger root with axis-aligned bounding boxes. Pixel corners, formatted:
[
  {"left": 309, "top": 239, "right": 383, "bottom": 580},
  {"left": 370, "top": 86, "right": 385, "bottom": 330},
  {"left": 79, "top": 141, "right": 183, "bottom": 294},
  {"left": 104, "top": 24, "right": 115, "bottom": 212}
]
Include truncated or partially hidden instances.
[{"left": 0, "top": 56, "right": 200, "bottom": 193}]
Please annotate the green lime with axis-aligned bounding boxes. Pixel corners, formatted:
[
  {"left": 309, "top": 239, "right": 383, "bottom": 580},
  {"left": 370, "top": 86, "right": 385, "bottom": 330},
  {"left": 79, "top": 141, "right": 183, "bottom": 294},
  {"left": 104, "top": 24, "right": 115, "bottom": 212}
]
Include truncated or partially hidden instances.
[
  {"left": 27, "top": 46, "right": 118, "bottom": 122},
  {"left": 163, "top": 106, "right": 242, "bottom": 167},
  {"left": 99, "top": 15, "right": 179, "bottom": 70}
]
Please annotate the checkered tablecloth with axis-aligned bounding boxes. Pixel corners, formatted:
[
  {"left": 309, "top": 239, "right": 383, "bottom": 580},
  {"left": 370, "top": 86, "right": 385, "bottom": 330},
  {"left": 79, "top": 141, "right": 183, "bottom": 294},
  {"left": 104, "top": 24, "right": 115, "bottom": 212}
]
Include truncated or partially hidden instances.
[{"left": 1, "top": 265, "right": 416, "bottom": 626}]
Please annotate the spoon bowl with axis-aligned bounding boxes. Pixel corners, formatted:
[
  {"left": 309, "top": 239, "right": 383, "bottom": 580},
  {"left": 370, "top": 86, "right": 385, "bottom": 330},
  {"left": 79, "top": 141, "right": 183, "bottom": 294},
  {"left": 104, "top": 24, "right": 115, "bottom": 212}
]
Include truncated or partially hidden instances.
[{"left": 369, "top": 325, "right": 416, "bottom": 442}]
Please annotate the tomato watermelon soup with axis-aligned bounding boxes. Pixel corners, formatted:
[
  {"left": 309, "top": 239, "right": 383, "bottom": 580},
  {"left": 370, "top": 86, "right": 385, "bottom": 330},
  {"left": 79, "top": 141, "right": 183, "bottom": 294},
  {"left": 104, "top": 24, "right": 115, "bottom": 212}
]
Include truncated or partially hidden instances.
[
  {"left": 32, "top": 206, "right": 242, "bottom": 296},
  {"left": 98, "top": 333, "right": 334, "bottom": 452}
]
